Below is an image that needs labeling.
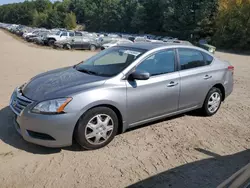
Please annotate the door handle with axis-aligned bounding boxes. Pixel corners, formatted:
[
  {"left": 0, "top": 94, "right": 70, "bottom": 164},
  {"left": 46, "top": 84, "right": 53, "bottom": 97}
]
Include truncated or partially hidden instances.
[
  {"left": 167, "top": 81, "right": 178, "bottom": 87},
  {"left": 204, "top": 75, "right": 212, "bottom": 80}
]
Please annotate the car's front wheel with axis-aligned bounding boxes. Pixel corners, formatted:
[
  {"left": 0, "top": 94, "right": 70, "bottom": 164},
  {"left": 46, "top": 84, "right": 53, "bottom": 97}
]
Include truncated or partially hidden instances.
[
  {"left": 75, "top": 107, "right": 118, "bottom": 150},
  {"left": 48, "top": 39, "right": 56, "bottom": 46},
  {"left": 202, "top": 87, "right": 222, "bottom": 116}
]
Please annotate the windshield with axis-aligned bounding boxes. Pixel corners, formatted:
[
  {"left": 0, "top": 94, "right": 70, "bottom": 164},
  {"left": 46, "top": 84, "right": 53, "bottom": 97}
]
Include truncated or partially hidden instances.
[
  {"left": 75, "top": 46, "right": 146, "bottom": 77},
  {"left": 55, "top": 31, "right": 61, "bottom": 35}
]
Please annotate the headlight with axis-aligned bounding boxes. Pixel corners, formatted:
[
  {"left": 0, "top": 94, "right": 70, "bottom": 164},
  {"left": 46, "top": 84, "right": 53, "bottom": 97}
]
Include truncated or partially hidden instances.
[
  {"left": 209, "top": 48, "right": 214, "bottom": 53},
  {"left": 32, "top": 98, "right": 72, "bottom": 114}
]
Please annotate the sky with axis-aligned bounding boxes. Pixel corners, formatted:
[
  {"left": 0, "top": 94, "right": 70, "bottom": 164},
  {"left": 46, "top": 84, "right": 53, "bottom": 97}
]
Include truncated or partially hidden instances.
[{"left": 0, "top": 0, "right": 58, "bottom": 5}]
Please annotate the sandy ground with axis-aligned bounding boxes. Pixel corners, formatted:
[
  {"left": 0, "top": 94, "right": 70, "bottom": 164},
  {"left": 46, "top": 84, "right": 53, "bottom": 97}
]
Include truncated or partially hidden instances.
[{"left": 0, "top": 29, "right": 249, "bottom": 188}]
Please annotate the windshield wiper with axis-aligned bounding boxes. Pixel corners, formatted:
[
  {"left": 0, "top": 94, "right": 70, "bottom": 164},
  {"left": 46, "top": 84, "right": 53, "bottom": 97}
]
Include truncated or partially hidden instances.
[{"left": 76, "top": 68, "right": 99, "bottom": 75}]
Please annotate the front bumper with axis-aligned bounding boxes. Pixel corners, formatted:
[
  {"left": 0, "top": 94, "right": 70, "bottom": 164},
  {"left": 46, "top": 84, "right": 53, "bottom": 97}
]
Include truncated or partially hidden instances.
[{"left": 10, "top": 90, "right": 78, "bottom": 148}]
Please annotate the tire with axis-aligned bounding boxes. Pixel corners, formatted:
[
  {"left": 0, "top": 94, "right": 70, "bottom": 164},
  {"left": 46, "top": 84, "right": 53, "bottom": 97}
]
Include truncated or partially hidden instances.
[
  {"left": 202, "top": 87, "right": 222, "bottom": 116},
  {"left": 48, "top": 39, "right": 55, "bottom": 46},
  {"left": 75, "top": 107, "right": 119, "bottom": 150},
  {"left": 89, "top": 44, "right": 96, "bottom": 51},
  {"left": 63, "top": 44, "right": 71, "bottom": 50}
]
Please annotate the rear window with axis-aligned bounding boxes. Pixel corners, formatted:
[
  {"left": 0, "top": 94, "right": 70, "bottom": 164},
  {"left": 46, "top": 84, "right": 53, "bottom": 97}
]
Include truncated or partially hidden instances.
[{"left": 202, "top": 52, "right": 214, "bottom": 65}]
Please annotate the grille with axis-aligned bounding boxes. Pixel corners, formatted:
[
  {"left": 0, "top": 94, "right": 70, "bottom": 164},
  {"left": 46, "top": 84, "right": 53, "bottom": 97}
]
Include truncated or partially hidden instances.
[{"left": 10, "top": 89, "right": 33, "bottom": 115}]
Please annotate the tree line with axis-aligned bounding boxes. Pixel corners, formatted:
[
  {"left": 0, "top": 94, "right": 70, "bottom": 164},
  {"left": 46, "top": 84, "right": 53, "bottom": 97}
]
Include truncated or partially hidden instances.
[{"left": 0, "top": 0, "right": 249, "bottom": 50}]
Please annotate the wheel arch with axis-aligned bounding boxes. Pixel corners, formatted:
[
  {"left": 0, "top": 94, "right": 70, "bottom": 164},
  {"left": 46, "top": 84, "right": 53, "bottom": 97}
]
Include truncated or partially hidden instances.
[
  {"left": 47, "top": 37, "right": 56, "bottom": 41},
  {"left": 212, "top": 83, "right": 225, "bottom": 101},
  {"left": 73, "top": 103, "right": 124, "bottom": 141}
]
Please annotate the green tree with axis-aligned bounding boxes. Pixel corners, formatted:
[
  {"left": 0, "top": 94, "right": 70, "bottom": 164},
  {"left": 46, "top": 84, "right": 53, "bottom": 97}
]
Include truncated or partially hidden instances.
[
  {"left": 34, "top": 0, "right": 52, "bottom": 13},
  {"left": 32, "top": 10, "right": 48, "bottom": 28},
  {"left": 64, "top": 12, "right": 77, "bottom": 29},
  {"left": 131, "top": 4, "right": 146, "bottom": 33},
  {"left": 213, "top": 0, "right": 250, "bottom": 50},
  {"left": 47, "top": 9, "right": 62, "bottom": 28}
]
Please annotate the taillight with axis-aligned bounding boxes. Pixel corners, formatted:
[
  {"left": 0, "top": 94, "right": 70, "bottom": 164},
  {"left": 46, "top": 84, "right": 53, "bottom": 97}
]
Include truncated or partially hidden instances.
[{"left": 228, "top": 66, "right": 234, "bottom": 74}]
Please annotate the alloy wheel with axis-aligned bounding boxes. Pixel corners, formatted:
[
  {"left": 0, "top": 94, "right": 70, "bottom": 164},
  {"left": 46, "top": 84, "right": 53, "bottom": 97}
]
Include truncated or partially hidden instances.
[
  {"left": 207, "top": 92, "right": 221, "bottom": 113},
  {"left": 85, "top": 114, "right": 114, "bottom": 145}
]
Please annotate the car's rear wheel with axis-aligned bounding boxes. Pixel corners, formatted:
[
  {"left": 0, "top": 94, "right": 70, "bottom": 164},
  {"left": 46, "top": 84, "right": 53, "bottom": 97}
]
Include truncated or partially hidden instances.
[
  {"left": 202, "top": 87, "right": 222, "bottom": 116},
  {"left": 64, "top": 44, "right": 71, "bottom": 50},
  {"left": 89, "top": 44, "right": 96, "bottom": 51},
  {"left": 75, "top": 107, "right": 118, "bottom": 150}
]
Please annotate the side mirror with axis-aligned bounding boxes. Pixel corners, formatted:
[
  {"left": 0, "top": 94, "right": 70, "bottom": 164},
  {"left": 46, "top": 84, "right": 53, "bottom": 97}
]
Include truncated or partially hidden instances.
[{"left": 129, "top": 70, "right": 150, "bottom": 80}]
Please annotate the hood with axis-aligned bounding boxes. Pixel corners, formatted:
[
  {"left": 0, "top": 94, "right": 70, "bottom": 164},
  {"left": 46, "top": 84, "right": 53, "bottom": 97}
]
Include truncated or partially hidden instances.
[
  {"left": 47, "top": 34, "right": 58, "bottom": 38},
  {"left": 22, "top": 67, "right": 107, "bottom": 101}
]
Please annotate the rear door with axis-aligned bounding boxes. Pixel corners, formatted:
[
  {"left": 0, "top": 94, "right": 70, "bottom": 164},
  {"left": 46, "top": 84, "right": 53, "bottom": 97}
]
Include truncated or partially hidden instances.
[
  {"left": 71, "top": 36, "right": 83, "bottom": 49},
  {"left": 177, "top": 48, "right": 214, "bottom": 110},
  {"left": 82, "top": 37, "right": 91, "bottom": 49}
]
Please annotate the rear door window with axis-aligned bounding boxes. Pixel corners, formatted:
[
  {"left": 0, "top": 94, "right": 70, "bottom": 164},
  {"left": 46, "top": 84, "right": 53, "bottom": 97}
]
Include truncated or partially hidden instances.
[
  {"left": 178, "top": 49, "right": 206, "bottom": 70},
  {"left": 202, "top": 52, "right": 214, "bottom": 65}
]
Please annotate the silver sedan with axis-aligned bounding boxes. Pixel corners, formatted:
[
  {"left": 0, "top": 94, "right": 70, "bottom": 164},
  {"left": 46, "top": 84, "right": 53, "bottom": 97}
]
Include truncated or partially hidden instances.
[{"left": 9, "top": 43, "right": 234, "bottom": 150}]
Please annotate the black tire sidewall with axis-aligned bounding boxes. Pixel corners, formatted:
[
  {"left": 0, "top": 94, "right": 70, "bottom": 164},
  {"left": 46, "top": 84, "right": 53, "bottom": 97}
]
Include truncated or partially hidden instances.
[
  {"left": 203, "top": 87, "right": 222, "bottom": 116},
  {"left": 48, "top": 39, "right": 55, "bottom": 46},
  {"left": 64, "top": 44, "right": 71, "bottom": 50},
  {"left": 75, "top": 107, "right": 118, "bottom": 150},
  {"left": 90, "top": 45, "right": 96, "bottom": 51}
]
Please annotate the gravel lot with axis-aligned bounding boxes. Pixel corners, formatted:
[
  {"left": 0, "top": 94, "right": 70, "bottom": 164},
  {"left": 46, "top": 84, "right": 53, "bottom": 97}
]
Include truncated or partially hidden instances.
[{"left": 0, "top": 29, "right": 249, "bottom": 188}]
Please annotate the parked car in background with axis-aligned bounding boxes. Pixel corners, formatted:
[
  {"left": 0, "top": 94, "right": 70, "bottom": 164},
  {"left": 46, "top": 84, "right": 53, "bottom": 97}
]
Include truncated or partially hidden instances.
[
  {"left": 165, "top": 40, "right": 193, "bottom": 46},
  {"left": 97, "top": 36, "right": 120, "bottom": 45},
  {"left": 162, "top": 36, "right": 178, "bottom": 42},
  {"left": 10, "top": 43, "right": 233, "bottom": 150},
  {"left": 26, "top": 30, "right": 50, "bottom": 42},
  {"left": 45, "top": 30, "right": 77, "bottom": 46},
  {"left": 34, "top": 31, "right": 57, "bottom": 45},
  {"left": 101, "top": 39, "right": 133, "bottom": 50},
  {"left": 23, "top": 29, "right": 41, "bottom": 39},
  {"left": 198, "top": 39, "right": 216, "bottom": 54},
  {"left": 134, "top": 37, "right": 151, "bottom": 43},
  {"left": 54, "top": 36, "right": 100, "bottom": 51}
]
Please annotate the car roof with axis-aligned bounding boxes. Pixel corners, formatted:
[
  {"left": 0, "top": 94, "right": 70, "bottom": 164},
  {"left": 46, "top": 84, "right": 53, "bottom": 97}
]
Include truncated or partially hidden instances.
[{"left": 120, "top": 42, "right": 195, "bottom": 51}]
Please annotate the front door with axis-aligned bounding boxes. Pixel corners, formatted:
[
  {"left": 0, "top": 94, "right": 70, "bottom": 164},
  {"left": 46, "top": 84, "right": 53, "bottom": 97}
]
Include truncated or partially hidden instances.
[{"left": 126, "top": 49, "right": 180, "bottom": 125}]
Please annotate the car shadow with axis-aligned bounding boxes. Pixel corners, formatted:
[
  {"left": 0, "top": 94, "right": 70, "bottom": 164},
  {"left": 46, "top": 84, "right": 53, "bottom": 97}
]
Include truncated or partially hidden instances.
[
  {"left": 126, "top": 110, "right": 203, "bottom": 133},
  {"left": 0, "top": 106, "right": 84, "bottom": 154},
  {"left": 127, "top": 148, "right": 250, "bottom": 188}
]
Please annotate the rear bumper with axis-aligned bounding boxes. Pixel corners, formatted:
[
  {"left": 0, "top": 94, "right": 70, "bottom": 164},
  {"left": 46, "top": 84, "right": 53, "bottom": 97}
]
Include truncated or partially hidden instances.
[
  {"left": 224, "top": 73, "right": 234, "bottom": 99},
  {"left": 11, "top": 109, "right": 77, "bottom": 148}
]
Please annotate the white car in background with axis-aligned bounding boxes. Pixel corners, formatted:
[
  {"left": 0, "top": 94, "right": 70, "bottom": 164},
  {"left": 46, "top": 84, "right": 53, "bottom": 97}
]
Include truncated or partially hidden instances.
[
  {"left": 101, "top": 39, "right": 133, "bottom": 50},
  {"left": 22, "top": 30, "right": 40, "bottom": 38}
]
